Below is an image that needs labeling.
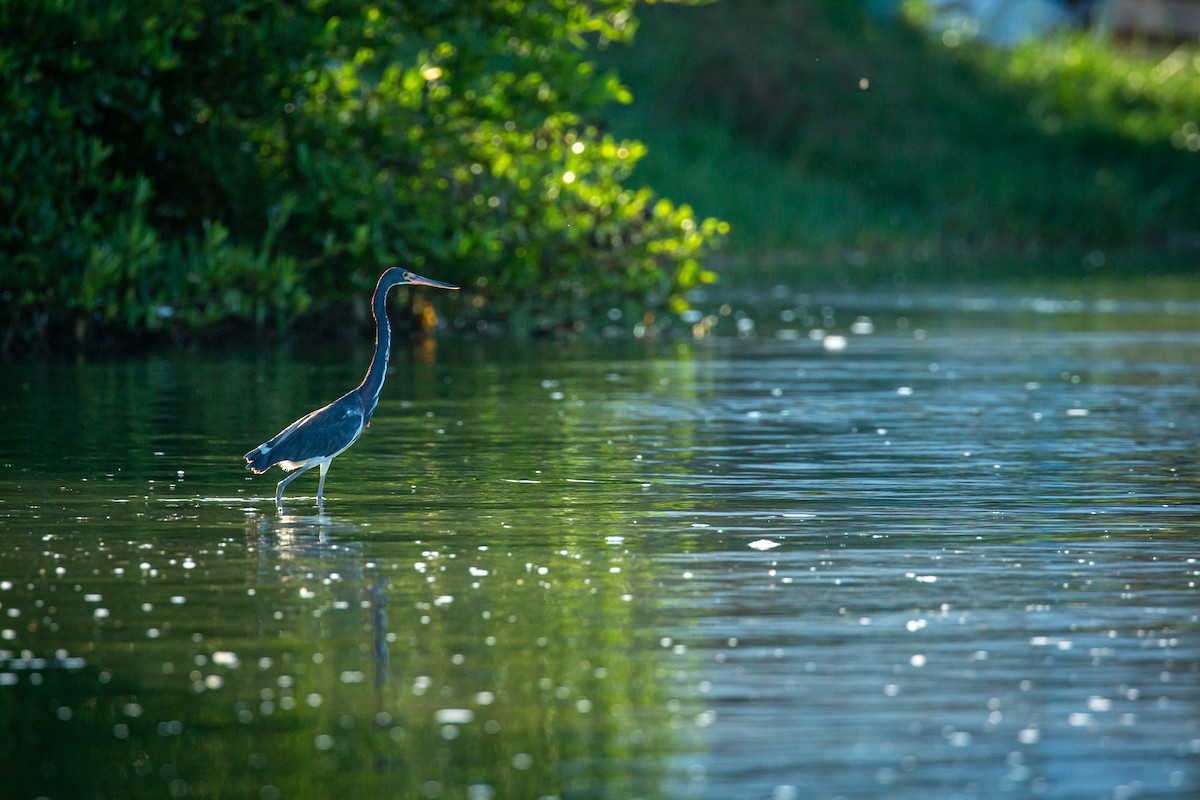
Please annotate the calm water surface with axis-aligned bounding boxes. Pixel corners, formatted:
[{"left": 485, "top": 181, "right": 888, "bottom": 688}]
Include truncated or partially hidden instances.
[{"left": 2, "top": 289, "right": 1198, "bottom": 800}]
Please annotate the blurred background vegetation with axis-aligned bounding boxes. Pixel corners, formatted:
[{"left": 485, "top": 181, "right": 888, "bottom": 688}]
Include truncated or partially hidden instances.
[
  {"left": 2, "top": 0, "right": 1199, "bottom": 353},
  {"left": 601, "top": 0, "right": 1200, "bottom": 285}
]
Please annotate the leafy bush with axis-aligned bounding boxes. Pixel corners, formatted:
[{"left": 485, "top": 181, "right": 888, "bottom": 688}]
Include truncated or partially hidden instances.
[{"left": 0, "top": 0, "right": 724, "bottom": 351}]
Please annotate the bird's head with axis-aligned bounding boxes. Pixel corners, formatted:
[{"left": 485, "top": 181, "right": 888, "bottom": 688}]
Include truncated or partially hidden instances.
[{"left": 381, "top": 267, "right": 459, "bottom": 291}]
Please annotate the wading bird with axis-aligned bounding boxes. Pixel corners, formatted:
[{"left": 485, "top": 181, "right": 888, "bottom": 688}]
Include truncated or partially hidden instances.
[{"left": 244, "top": 268, "right": 458, "bottom": 511}]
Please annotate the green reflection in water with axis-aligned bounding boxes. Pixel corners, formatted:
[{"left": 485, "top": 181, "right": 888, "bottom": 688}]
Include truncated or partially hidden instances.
[
  {"left": 1, "top": 514, "right": 701, "bottom": 799},
  {"left": 1, "top": 341, "right": 712, "bottom": 800}
]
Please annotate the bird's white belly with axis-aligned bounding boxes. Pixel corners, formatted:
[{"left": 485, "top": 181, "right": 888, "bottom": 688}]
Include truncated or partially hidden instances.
[{"left": 277, "top": 434, "right": 360, "bottom": 473}]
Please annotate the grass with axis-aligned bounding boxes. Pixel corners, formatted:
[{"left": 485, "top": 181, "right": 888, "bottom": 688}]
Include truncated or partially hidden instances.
[{"left": 598, "top": 0, "right": 1200, "bottom": 283}]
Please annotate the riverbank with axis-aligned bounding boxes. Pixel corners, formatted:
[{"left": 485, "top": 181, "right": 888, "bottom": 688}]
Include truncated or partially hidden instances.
[{"left": 599, "top": 1, "right": 1200, "bottom": 281}]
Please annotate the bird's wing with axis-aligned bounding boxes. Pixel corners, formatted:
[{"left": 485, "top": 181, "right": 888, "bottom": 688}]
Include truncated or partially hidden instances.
[{"left": 247, "top": 395, "right": 366, "bottom": 471}]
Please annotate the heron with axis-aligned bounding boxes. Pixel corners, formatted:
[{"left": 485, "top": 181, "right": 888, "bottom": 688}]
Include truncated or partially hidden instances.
[{"left": 244, "top": 267, "right": 459, "bottom": 511}]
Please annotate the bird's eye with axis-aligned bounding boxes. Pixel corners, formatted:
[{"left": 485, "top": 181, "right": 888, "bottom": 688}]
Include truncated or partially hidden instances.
[{"left": 402, "top": 271, "right": 413, "bottom": 281}]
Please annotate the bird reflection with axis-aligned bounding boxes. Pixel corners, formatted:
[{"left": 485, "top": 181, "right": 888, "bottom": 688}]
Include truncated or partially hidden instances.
[
  {"left": 249, "top": 513, "right": 357, "bottom": 560},
  {"left": 243, "top": 514, "right": 392, "bottom": 699},
  {"left": 369, "top": 574, "right": 389, "bottom": 690}
]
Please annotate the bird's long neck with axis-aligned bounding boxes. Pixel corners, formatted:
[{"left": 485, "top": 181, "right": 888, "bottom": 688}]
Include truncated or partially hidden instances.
[{"left": 356, "top": 279, "right": 394, "bottom": 418}]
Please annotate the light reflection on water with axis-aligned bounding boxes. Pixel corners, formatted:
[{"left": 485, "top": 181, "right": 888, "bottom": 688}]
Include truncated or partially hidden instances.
[{"left": 1, "top": 292, "right": 1198, "bottom": 799}]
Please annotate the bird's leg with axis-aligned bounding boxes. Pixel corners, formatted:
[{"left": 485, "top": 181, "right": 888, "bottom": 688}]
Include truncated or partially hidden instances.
[
  {"left": 275, "top": 464, "right": 316, "bottom": 511},
  {"left": 317, "top": 460, "right": 331, "bottom": 512}
]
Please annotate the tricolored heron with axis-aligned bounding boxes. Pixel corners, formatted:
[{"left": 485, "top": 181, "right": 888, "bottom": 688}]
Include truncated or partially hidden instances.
[{"left": 244, "top": 267, "right": 458, "bottom": 511}]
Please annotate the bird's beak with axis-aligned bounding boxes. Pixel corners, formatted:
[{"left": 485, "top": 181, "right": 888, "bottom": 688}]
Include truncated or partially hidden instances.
[{"left": 407, "top": 272, "right": 459, "bottom": 290}]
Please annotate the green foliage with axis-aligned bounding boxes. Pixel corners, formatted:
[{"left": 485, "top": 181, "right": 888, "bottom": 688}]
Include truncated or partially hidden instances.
[
  {"left": 0, "top": 0, "right": 724, "bottom": 350},
  {"left": 600, "top": 0, "right": 1200, "bottom": 278},
  {"left": 993, "top": 35, "right": 1200, "bottom": 147}
]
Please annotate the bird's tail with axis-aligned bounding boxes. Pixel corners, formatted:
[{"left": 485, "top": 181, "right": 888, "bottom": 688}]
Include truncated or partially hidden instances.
[{"left": 244, "top": 445, "right": 273, "bottom": 474}]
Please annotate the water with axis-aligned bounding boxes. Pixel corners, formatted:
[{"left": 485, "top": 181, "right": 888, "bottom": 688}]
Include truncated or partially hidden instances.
[{"left": 2, "top": 289, "right": 1198, "bottom": 800}]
